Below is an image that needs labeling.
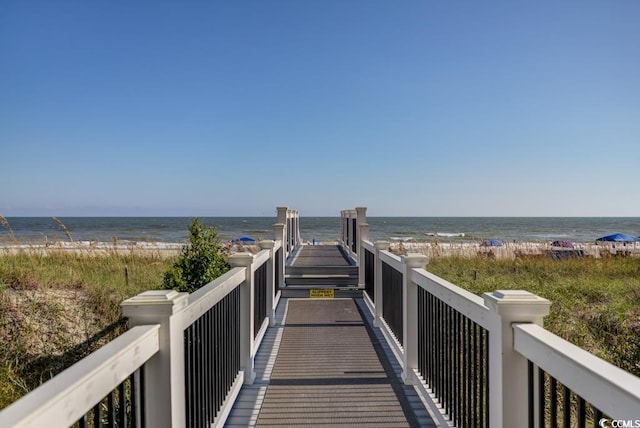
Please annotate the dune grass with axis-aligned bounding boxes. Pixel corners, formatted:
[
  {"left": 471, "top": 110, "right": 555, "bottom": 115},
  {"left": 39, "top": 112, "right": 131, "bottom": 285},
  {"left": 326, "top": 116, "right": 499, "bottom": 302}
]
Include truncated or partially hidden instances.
[
  {"left": 427, "top": 255, "right": 640, "bottom": 377},
  {"left": 0, "top": 250, "right": 176, "bottom": 408}
]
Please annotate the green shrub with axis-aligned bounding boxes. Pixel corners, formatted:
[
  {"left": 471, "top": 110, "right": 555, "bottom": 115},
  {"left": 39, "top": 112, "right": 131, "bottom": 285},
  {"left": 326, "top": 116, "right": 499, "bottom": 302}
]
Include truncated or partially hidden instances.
[{"left": 162, "top": 218, "right": 230, "bottom": 293}]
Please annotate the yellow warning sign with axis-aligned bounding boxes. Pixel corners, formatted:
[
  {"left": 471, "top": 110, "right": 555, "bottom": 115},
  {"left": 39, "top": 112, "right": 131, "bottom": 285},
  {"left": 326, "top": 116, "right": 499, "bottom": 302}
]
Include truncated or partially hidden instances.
[{"left": 309, "top": 289, "right": 334, "bottom": 299}]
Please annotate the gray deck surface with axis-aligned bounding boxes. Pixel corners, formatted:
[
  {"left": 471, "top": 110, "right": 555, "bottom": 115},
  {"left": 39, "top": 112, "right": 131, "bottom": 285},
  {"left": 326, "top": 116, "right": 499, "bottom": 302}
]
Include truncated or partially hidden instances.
[
  {"left": 289, "top": 245, "right": 353, "bottom": 267},
  {"left": 225, "top": 298, "right": 434, "bottom": 427}
]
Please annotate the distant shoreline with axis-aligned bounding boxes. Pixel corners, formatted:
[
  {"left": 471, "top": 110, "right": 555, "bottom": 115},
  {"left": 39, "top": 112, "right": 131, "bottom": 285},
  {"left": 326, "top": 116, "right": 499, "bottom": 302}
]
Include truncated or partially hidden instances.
[{"left": 1, "top": 239, "right": 638, "bottom": 259}]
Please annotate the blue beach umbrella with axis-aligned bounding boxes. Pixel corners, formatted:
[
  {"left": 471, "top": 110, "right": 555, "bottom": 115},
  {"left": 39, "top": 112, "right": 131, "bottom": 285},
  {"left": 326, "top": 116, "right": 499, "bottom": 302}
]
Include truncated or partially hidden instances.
[
  {"left": 595, "top": 233, "right": 640, "bottom": 243},
  {"left": 232, "top": 236, "right": 256, "bottom": 243},
  {"left": 480, "top": 239, "right": 503, "bottom": 247}
]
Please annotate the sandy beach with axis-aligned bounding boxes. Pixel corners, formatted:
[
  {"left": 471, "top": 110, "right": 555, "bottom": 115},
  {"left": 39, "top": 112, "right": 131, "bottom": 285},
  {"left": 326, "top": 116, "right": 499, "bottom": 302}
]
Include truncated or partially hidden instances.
[{"left": 1, "top": 239, "right": 638, "bottom": 260}]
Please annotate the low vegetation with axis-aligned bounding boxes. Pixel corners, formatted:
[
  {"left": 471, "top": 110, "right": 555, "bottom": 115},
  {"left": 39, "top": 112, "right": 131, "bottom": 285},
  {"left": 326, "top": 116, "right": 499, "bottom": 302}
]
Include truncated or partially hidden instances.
[
  {"left": 427, "top": 255, "right": 640, "bottom": 377},
  {"left": 0, "top": 251, "right": 175, "bottom": 408},
  {"left": 162, "top": 218, "right": 230, "bottom": 293}
]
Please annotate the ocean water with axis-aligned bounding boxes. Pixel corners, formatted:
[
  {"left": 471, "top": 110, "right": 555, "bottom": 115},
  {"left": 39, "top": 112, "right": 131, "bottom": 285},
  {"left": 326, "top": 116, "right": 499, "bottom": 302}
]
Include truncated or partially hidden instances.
[{"left": 1, "top": 217, "right": 639, "bottom": 245}]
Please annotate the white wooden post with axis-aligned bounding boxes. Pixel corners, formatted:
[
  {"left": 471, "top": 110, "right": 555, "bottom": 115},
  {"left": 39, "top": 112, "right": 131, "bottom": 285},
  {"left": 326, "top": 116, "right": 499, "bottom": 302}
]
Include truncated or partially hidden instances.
[
  {"left": 373, "top": 241, "right": 389, "bottom": 328},
  {"left": 483, "top": 290, "right": 551, "bottom": 428},
  {"left": 121, "top": 290, "right": 189, "bottom": 428},
  {"left": 259, "top": 240, "right": 276, "bottom": 326},
  {"left": 355, "top": 207, "right": 366, "bottom": 255},
  {"left": 341, "top": 211, "right": 347, "bottom": 247},
  {"left": 358, "top": 223, "right": 370, "bottom": 289},
  {"left": 276, "top": 206, "right": 287, "bottom": 224},
  {"left": 276, "top": 207, "right": 288, "bottom": 254},
  {"left": 229, "top": 253, "right": 256, "bottom": 385},
  {"left": 293, "top": 210, "right": 300, "bottom": 246},
  {"left": 273, "top": 223, "right": 286, "bottom": 289},
  {"left": 402, "top": 254, "right": 429, "bottom": 384}
]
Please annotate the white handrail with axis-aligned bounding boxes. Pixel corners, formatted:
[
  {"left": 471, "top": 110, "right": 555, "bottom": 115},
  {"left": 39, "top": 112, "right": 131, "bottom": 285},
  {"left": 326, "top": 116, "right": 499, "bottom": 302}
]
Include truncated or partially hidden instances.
[
  {"left": 361, "top": 240, "right": 375, "bottom": 253},
  {"left": 178, "top": 267, "right": 246, "bottom": 329},
  {"left": 0, "top": 324, "right": 160, "bottom": 428},
  {"left": 380, "top": 250, "right": 402, "bottom": 271},
  {"left": 252, "top": 249, "right": 271, "bottom": 271},
  {"left": 412, "top": 268, "right": 493, "bottom": 330},
  {"left": 514, "top": 323, "right": 640, "bottom": 419}
]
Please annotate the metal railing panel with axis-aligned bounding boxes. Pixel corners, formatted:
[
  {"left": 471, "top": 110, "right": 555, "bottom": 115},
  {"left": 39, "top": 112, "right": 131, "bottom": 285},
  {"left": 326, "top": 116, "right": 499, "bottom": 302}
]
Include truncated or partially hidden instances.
[
  {"left": 0, "top": 325, "right": 159, "bottom": 427},
  {"left": 379, "top": 250, "right": 402, "bottom": 271},
  {"left": 515, "top": 323, "right": 640, "bottom": 421},
  {"left": 253, "top": 262, "right": 268, "bottom": 339},
  {"left": 417, "top": 287, "right": 489, "bottom": 428},
  {"left": 184, "top": 286, "right": 241, "bottom": 427},
  {"left": 381, "top": 261, "right": 403, "bottom": 346},
  {"left": 178, "top": 267, "right": 245, "bottom": 329},
  {"left": 364, "top": 248, "right": 375, "bottom": 303},
  {"left": 412, "top": 268, "right": 493, "bottom": 330}
]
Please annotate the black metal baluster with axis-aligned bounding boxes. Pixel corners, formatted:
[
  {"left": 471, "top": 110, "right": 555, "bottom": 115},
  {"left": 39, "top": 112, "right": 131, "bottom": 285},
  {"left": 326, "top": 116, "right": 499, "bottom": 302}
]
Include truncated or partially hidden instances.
[
  {"left": 78, "top": 414, "right": 88, "bottom": 428},
  {"left": 484, "top": 329, "right": 489, "bottom": 428},
  {"left": 538, "top": 367, "right": 545, "bottom": 427},
  {"left": 107, "top": 391, "right": 115, "bottom": 428},
  {"left": 93, "top": 400, "right": 102, "bottom": 428},
  {"left": 563, "top": 385, "right": 571, "bottom": 428},
  {"left": 528, "top": 361, "right": 534, "bottom": 428},
  {"left": 550, "top": 376, "right": 558, "bottom": 426},
  {"left": 117, "top": 381, "right": 126, "bottom": 427},
  {"left": 578, "top": 397, "right": 586, "bottom": 428},
  {"left": 469, "top": 321, "right": 478, "bottom": 424}
]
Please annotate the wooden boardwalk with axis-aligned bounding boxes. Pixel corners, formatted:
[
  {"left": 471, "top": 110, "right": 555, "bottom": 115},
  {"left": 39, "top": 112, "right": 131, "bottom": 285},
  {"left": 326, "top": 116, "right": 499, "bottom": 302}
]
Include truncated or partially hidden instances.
[
  {"left": 285, "top": 245, "right": 359, "bottom": 289},
  {"left": 226, "top": 298, "right": 435, "bottom": 427},
  {"left": 288, "top": 245, "right": 354, "bottom": 267}
]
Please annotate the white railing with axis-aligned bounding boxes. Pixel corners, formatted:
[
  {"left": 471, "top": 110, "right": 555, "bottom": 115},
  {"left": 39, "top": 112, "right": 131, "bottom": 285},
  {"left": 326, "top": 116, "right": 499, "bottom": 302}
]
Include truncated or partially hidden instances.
[
  {"left": 0, "top": 325, "right": 159, "bottom": 427},
  {"left": 359, "top": 235, "right": 640, "bottom": 427},
  {"left": 277, "top": 206, "right": 301, "bottom": 255},
  {"left": 514, "top": 323, "right": 640, "bottom": 424},
  {"left": 0, "top": 234, "right": 285, "bottom": 428}
]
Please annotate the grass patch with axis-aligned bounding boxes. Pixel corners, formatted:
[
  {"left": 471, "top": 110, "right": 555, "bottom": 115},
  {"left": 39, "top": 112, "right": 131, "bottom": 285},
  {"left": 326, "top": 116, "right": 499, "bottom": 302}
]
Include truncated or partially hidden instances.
[
  {"left": 0, "top": 251, "right": 176, "bottom": 409},
  {"left": 427, "top": 256, "right": 640, "bottom": 376}
]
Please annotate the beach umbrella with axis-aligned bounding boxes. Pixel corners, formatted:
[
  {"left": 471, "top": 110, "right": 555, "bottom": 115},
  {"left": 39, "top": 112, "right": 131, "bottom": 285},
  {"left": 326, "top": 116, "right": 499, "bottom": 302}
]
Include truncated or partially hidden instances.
[
  {"left": 595, "top": 233, "right": 640, "bottom": 243},
  {"left": 480, "top": 239, "right": 503, "bottom": 247},
  {"left": 232, "top": 236, "right": 256, "bottom": 243},
  {"left": 552, "top": 240, "right": 574, "bottom": 248}
]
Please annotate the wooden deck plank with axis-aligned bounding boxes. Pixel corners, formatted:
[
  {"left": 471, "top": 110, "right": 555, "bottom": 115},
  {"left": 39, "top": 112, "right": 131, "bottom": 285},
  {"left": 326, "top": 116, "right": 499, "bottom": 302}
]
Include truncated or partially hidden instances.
[
  {"left": 289, "top": 245, "right": 353, "bottom": 267},
  {"left": 225, "top": 297, "right": 436, "bottom": 427},
  {"left": 253, "top": 299, "right": 425, "bottom": 427}
]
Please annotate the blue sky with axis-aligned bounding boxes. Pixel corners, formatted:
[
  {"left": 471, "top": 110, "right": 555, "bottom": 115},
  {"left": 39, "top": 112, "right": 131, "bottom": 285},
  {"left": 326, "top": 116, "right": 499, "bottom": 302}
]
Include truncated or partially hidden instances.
[{"left": 1, "top": 1, "right": 639, "bottom": 217}]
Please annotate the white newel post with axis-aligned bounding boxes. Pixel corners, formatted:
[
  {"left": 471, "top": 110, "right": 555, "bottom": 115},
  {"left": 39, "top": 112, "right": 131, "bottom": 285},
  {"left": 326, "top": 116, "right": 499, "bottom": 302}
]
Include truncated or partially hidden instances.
[
  {"left": 358, "top": 223, "right": 370, "bottom": 289},
  {"left": 259, "top": 240, "right": 276, "bottom": 326},
  {"left": 483, "top": 290, "right": 551, "bottom": 428},
  {"left": 402, "top": 254, "right": 429, "bottom": 385},
  {"left": 276, "top": 207, "right": 288, "bottom": 254},
  {"left": 276, "top": 206, "right": 287, "bottom": 224},
  {"left": 373, "top": 241, "right": 389, "bottom": 328},
  {"left": 273, "top": 223, "right": 286, "bottom": 289},
  {"left": 355, "top": 207, "right": 367, "bottom": 237},
  {"left": 121, "top": 290, "right": 189, "bottom": 428},
  {"left": 229, "top": 253, "right": 257, "bottom": 385}
]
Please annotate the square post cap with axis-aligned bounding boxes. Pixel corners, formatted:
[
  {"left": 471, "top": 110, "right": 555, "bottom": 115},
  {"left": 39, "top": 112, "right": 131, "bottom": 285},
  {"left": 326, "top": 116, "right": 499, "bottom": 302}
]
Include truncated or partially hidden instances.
[
  {"left": 402, "top": 253, "right": 429, "bottom": 268},
  {"left": 121, "top": 290, "right": 189, "bottom": 317},
  {"left": 259, "top": 240, "right": 275, "bottom": 250},
  {"left": 229, "top": 252, "right": 254, "bottom": 268},
  {"left": 374, "top": 240, "right": 389, "bottom": 250},
  {"left": 483, "top": 290, "right": 551, "bottom": 319}
]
